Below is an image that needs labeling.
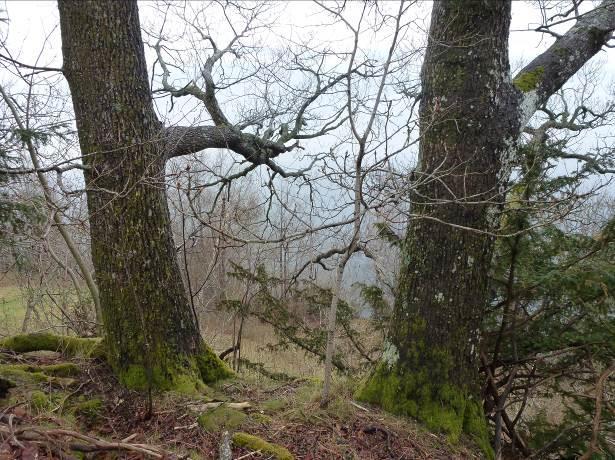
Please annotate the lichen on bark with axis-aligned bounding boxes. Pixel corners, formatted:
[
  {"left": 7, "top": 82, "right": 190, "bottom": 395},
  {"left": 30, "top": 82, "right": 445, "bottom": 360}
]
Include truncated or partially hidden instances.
[{"left": 512, "top": 66, "right": 544, "bottom": 92}]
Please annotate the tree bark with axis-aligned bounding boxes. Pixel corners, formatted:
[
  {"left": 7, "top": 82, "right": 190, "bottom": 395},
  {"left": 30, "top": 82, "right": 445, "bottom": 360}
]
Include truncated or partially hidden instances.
[
  {"left": 357, "top": 0, "right": 615, "bottom": 455},
  {"left": 58, "top": 0, "right": 230, "bottom": 390}
]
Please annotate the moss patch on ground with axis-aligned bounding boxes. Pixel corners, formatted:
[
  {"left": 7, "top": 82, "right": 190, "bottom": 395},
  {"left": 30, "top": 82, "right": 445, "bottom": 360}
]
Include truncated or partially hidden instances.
[
  {"left": 261, "top": 398, "right": 287, "bottom": 413},
  {"left": 0, "top": 364, "right": 51, "bottom": 385},
  {"left": 197, "top": 406, "right": 247, "bottom": 432},
  {"left": 232, "top": 432, "right": 294, "bottom": 460},
  {"left": 71, "top": 397, "right": 103, "bottom": 423},
  {"left": 250, "top": 412, "right": 273, "bottom": 424},
  {"left": 10, "top": 363, "right": 80, "bottom": 377},
  {"left": 30, "top": 390, "right": 52, "bottom": 412},
  {"left": 0, "top": 362, "right": 80, "bottom": 391}
]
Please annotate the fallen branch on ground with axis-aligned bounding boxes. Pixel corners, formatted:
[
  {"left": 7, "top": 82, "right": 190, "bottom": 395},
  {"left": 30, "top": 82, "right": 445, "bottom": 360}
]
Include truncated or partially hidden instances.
[{"left": 0, "top": 423, "right": 183, "bottom": 458}]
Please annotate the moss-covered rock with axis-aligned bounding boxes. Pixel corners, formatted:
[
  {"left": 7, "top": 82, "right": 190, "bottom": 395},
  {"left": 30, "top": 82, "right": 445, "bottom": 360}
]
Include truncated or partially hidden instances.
[
  {"left": 0, "top": 364, "right": 50, "bottom": 385},
  {"left": 0, "top": 333, "right": 103, "bottom": 358},
  {"left": 197, "top": 406, "right": 247, "bottom": 432},
  {"left": 10, "top": 363, "right": 80, "bottom": 377},
  {"left": 0, "top": 364, "right": 78, "bottom": 389},
  {"left": 232, "top": 432, "right": 294, "bottom": 460},
  {"left": 22, "top": 350, "right": 62, "bottom": 360}
]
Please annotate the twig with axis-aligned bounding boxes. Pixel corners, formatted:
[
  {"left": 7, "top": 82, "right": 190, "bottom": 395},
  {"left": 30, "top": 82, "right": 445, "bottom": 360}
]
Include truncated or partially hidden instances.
[
  {"left": 350, "top": 401, "right": 369, "bottom": 412},
  {"left": 580, "top": 362, "right": 615, "bottom": 460},
  {"left": 0, "top": 424, "right": 181, "bottom": 458}
]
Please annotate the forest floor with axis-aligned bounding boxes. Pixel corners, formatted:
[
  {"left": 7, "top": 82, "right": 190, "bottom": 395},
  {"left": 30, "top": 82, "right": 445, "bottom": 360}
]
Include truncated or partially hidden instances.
[{"left": 0, "top": 343, "right": 483, "bottom": 459}]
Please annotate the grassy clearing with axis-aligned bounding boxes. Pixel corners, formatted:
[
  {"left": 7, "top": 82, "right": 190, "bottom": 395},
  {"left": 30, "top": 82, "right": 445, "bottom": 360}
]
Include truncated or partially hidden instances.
[
  {"left": 0, "top": 282, "right": 93, "bottom": 337},
  {"left": 0, "top": 285, "right": 26, "bottom": 336},
  {"left": 204, "top": 317, "right": 323, "bottom": 379}
]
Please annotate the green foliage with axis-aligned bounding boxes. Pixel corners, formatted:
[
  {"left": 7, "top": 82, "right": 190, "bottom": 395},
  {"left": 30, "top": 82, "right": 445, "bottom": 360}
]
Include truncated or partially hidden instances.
[
  {"left": 0, "top": 118, "right": 48, "bottom": 256},
  {"left": 484, "top": 137, "right": 615, "bottom": 457},
  {"left": 227, "top": 263, "right": 373, "bottom": 372},
  {"left": 358, "top": 284, "right": 392, "bottom": 335},
  {"left": 374, "top": 222, "right": 401, "bottom": 246},
  {"left": 30, "top": 390, "right": 52, "bottom": 412}
]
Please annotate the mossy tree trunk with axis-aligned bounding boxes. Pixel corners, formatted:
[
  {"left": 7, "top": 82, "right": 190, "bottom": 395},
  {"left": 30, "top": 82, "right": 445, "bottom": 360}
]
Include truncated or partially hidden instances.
[
  {"left": 58, "top": 0, "right": 230, "bottom": 390},
  {"left": 357, "top": 0, "right": 615, "bottom": 454}
]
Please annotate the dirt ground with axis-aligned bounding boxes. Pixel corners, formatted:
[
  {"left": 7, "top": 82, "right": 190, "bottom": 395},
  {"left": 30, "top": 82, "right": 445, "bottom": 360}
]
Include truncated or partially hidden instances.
[{"left": 0, "top": 344, "right": 482, "bottom": 459}]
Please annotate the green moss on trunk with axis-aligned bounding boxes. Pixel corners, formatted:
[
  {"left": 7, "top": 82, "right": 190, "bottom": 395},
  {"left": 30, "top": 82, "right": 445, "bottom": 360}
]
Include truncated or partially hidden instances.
[
  {"left": 513, "top": 66, "right": 544, "bottom": 92},
  {"left": 116, "top": 343, "right": 232, "bottom": 393},
  {"left": 58, "top": 0, "right": 230, "bottom": 394},
  {"left": 195, "top": 346, "right": 233, "bottom": 384},
  {"left": 356, "top": 362, "right": 493, "bottom": 459}
]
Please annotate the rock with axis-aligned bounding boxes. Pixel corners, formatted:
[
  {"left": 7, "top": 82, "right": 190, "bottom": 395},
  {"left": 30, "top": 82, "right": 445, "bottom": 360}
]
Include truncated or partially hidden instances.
[
  {"left": 197, "top": 406, "right": 247, "bottom": 432},
  {"left": 232, "top": 432, "right": 294, "bottom": 460}
]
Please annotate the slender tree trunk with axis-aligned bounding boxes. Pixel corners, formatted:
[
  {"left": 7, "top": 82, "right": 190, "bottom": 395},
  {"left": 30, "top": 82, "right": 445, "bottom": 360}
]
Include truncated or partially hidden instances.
[
  {"left": 58, "top": 0, "right": 230, "bottom": 390},
  {"left": 321, "top": 257, "right": 346, "bottom": 405},
  {"left": 0, "top": 83, "right": 102, "bottom": 329},
  {"left": 357, "top": 1, "right": 519, "bottom": 454}
]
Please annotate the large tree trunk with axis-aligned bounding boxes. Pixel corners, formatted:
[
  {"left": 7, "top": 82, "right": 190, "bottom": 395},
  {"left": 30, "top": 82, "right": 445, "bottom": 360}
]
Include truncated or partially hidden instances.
[
  {"left": 58, "top": 0, "right": 230, "bottom": 390},
  {"left": 357, "top": 0, "right": 615, "bottom": 454},
  {"left": 358, "top": 1, "right": 518, "bottom": 454}
]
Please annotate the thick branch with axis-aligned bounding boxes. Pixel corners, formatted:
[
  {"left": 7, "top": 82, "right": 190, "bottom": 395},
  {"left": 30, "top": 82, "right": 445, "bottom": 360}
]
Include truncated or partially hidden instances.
[
  {"left": 514, "top": 0, "right": 615, "bottom": 125},
  {"left": 163, "top": 125, "right": 293, "bottom": 163}
]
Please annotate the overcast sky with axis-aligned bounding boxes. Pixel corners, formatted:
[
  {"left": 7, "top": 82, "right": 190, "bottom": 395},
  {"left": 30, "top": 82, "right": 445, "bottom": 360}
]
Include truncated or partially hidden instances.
[
  {"left": 2, "top": 1, "right": 613, "bottom": 183},
  {"left": 3, "top": 1, "right": 614, "bottom": 71}
]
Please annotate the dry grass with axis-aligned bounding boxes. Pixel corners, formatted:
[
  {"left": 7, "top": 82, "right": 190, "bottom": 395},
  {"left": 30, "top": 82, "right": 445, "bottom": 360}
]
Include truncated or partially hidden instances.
[
  {"left": 0, "top": 284, "right": 26, "bottom": 336},
  {"left": 203, "top": 314, "right": 324, "bottom": 378},
  {"left": 202, "top": 313, "right": 381, "bottom": 379}
]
